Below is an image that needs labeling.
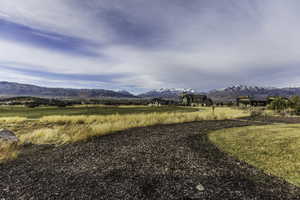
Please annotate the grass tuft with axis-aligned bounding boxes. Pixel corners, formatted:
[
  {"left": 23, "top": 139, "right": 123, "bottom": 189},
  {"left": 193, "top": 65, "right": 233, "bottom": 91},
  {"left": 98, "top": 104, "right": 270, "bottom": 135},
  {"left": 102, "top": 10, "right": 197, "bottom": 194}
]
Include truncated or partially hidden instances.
[{"left": 0, "top": 142, "right": 19, "bottom": 163}]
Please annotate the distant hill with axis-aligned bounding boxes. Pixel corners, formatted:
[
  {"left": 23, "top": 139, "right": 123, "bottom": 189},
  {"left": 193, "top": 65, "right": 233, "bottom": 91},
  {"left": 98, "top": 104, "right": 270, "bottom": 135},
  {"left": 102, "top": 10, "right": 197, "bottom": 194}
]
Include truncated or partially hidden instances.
[
  {"left": 138, "top": 88, "right": 197, "bottom": 99},
  {"left": 207, "top": 85, "right": 300, "bottom": 102},
  {"left": 0, "top": 81, "right": 136, "bottom": 99}
]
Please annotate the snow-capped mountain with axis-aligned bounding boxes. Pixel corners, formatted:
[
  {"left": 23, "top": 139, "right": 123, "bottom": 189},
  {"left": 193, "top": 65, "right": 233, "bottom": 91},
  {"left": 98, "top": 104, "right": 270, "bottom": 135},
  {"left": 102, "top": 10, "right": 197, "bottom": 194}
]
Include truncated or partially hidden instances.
[
  {"left": 139, "top": 85, "right": 300, "bottom": 102},
  {"left": 156, "top": 88, "right": 196, "bottom": 93},
  {"left": 138, "top": 88, "right": 198, "bottom": 99},
  {"left": 208, "top": 85, "right": 300, "bottom": 102}
]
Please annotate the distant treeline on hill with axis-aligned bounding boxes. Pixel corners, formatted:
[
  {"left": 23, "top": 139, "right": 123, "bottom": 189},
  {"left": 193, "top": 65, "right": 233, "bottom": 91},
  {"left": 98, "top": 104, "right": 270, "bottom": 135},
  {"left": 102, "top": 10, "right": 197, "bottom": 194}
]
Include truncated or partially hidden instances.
[{"left": 0, "top": 97, "right": 73, "bottom": 107}]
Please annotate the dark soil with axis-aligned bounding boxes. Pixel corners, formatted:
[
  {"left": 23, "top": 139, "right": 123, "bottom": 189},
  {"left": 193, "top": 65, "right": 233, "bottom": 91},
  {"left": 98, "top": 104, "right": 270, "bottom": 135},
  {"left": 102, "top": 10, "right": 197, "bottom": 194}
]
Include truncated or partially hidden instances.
[{"left": 1, "top": 119, "right": 300, "bottom": 199}]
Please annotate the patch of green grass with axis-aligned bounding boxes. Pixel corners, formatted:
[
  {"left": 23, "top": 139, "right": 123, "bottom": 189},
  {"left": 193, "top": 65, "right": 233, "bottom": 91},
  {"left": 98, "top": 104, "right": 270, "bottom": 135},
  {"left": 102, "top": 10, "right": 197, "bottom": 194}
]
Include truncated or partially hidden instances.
[
  {"left": 0, "top": 105, "right": 198, "bottom": 119},
  {"left": 209, "top": 124, "right": 300, "bottom": 186}
]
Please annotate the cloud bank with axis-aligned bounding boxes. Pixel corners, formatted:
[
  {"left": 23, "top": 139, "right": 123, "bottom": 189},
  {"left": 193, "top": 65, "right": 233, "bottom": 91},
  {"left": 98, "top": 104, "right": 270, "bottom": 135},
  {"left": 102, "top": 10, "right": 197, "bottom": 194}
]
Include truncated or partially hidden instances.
[{"left": 1, "top": 0, "right": 300, "bottom": 92}]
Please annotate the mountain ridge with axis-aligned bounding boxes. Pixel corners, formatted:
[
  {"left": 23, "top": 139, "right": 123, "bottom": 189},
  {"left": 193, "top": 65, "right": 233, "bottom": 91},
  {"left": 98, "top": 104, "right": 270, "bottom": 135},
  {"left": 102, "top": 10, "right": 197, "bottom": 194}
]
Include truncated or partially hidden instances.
[{"left": 0, "top": 81, "right": 136, "bottom": 99}]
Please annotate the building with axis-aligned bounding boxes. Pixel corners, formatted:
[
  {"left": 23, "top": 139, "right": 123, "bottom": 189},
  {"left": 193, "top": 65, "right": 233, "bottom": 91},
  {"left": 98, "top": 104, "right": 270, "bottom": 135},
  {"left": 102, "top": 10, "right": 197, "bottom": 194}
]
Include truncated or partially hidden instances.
[{"left": 181, "top": 93, "right": 213, "bottom": 106}]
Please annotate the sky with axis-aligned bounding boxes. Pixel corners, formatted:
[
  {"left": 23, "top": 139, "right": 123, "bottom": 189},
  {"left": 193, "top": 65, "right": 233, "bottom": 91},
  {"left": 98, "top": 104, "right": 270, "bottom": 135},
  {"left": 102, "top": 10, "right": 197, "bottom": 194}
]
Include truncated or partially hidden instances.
[{"left": 1, "top": 0, "right": 300, "bottom": 93}]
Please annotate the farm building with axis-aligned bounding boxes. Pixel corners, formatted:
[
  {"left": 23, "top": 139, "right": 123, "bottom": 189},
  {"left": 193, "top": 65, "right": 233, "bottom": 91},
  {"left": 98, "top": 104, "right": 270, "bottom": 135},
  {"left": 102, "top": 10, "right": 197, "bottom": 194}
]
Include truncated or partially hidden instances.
[{"left": 180, "top": 93, "right": 213, "bottom": 106}]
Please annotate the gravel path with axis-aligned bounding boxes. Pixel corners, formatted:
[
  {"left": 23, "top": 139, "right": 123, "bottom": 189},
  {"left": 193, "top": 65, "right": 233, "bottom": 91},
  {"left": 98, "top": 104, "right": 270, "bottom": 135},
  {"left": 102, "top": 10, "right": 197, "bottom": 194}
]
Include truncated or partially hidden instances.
[{"left": 1, "top": 119, "right": 300, "bottom": 199}]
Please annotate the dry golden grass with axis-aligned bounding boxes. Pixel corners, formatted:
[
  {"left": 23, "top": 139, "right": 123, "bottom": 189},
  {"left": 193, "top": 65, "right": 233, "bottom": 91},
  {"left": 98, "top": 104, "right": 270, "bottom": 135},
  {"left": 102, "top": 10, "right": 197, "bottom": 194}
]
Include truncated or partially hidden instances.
[
  {"left": 24, "top": 107, "right": 248, "bottom": 145},
  {"left": 19, "top": 128, "right": 69, "bottom": 145},
  {"left": 0, "top": 142, "right": 19, "bottom": 163},
  {"left": 1, "top": 107, "right": 248, "bottom": 163},
  {"left": 0, "top": 117, "right": 27, "bottom": 123},
  {"left": 209, "top": 124, "right": 300, "bottom": 187}
]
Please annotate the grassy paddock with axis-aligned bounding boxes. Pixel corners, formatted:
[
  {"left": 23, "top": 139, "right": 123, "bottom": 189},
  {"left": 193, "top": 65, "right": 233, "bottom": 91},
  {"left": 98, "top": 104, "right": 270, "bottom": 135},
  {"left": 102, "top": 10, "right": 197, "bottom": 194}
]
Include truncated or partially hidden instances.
[
  {"left": 209, "top": 124, "right": 300, "bottom": 186},
  {"left": 20, "top": 107, "right": 248, "bottom": 145},
  {"left": 0, "top": 107, "right": 248, "bottom": 163}
]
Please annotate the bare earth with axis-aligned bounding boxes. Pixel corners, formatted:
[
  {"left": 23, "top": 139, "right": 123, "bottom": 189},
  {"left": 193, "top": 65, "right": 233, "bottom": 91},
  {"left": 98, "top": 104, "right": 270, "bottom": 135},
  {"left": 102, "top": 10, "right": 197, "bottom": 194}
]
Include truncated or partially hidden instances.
[{"left": 1, "top": 119, "right": 300, "bottom": 199}]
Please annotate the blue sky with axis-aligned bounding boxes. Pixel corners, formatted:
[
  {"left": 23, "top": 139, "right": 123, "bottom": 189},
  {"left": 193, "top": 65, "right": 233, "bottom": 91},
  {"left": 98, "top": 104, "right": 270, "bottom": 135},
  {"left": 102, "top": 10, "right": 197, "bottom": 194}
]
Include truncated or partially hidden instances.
[{"left": 1, "top": 0, "right": 300, "bottom": 93}]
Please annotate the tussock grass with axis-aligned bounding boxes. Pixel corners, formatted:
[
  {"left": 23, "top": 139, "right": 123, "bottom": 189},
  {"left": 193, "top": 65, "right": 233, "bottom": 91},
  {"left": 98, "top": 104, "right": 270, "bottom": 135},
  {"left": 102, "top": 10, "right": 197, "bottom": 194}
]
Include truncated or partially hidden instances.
[
  {"left": 1, "top": 107, "right": 248, "bottom": 163},
  {"left": 19, "top": 128, "right": 69, "bottom": 145},
  {"left": 0, "top": 142, "right": 19, "bottom": 163},
  {"left": 23, "top": 107, "right": 248, "bottom": 145},
  {"left": 209, "top": 124, "right": 300, "bottom": 187}
]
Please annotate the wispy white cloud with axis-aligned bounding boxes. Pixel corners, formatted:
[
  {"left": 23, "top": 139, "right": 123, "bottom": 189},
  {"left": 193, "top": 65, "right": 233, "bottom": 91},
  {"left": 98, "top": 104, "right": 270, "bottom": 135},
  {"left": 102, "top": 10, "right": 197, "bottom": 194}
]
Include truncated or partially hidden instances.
[
  {"left": 0, "top": 0, "right": 110, "bottom": 41},
  {"left": 1, "top": 0, "right": 300, "bottom": 92}
]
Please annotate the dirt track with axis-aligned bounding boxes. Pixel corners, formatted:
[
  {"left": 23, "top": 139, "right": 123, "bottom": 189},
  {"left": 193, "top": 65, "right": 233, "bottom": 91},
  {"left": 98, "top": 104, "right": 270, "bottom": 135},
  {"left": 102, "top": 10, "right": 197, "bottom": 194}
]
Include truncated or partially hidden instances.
[{"left": 1, "top": 119, "right": 300, "bottom": 199}]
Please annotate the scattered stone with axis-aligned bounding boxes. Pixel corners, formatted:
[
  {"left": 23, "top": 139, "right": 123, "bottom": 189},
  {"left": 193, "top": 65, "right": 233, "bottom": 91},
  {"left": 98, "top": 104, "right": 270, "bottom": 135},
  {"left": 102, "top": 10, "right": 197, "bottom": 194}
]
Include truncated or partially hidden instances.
[
  {"left": 196, "top": 184, "right": 205, "bottom": 192},
  {"left": 0, "top": 129, "right": 19, "bottom": 143}
]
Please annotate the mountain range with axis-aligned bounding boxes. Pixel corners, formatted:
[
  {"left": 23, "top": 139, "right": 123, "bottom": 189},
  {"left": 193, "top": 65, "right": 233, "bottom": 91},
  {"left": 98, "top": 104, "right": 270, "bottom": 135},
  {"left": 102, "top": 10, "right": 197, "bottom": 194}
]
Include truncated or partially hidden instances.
[
  {"left": 139, "top": 86, "right": 300, "bottom": 101},
  {"left": 1, "top": 81, "right": 300, "bottom": 101},
  {"left": 0, "top": 81, "right": 136, "bottom": 99},
  {"left": 208, "top": 85, "right": 300, "bottom": 102},
  {"left": 138, "top": 88, "right": 197, "bottom": 99}
]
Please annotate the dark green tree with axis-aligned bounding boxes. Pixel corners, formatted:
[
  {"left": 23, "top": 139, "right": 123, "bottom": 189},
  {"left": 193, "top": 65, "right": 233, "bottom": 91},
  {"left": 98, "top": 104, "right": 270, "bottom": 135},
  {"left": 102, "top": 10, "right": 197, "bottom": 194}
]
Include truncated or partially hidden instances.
[
  {"left": 289, "top": 96, "right": 300, "bottom": 115},
  {"left": 269, "top": 97, "right": 289, "bottom": 112},
  {"left": 289, "top": 96, "right": 300, "bottom": 109}
]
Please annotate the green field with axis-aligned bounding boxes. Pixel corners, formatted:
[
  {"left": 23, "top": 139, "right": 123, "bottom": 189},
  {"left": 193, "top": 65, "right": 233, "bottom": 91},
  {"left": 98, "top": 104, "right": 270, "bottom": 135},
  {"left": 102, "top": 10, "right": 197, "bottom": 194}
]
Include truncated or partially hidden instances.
[
  {"left": 0, "top": 105, "right": 198, "bottom": 119},
  {"left": 209, "top": 124, "right": 300, "bottom": 186}
]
